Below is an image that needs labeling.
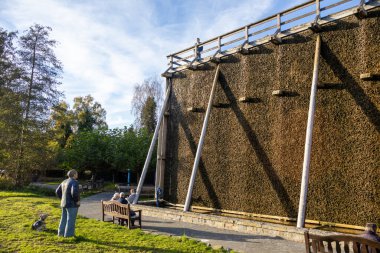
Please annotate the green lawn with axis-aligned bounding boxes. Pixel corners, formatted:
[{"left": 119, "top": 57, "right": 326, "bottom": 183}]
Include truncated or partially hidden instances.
[{"left": 0, "top": 190, "right": 230, "bottom": 253}]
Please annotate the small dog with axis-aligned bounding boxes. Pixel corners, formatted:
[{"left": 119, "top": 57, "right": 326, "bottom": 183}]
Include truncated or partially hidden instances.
[{"left": 31, "top": 214, "right": 48, "bottom": 231}]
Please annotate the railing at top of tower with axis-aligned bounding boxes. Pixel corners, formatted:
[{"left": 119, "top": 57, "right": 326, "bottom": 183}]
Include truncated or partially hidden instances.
[{"left": 163, "top": 0, "right": 380, "bottom": 75}]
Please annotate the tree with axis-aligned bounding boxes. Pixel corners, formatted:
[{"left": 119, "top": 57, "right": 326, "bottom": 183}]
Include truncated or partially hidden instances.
[
  {"left": 14, "top": 24, "right": 63, "bottom": 185},
  {"left": 0, "top": 28, "right": 19, "bottom": 89},
  {"left": 50, "top": 101, "right": 73, "bottom": 149},
  {"left": 0, "top": 28, "right": 21, "bottom": 171},
  {"left": 140, "top": 96, "right": 157, "bottom": 133},
  {"left": 72, "top": 95, "right": 107, "bottom": 132},
  {"left": 63, "top": 130, "right": 111, "bottom": 177},
  {"left": 131, "top": 76, "right": 163, "bottom": 131},
  {"left": 0, "top": 88, "right": 23, "bottom": 172},
  {"left": 18, "top": 24, "right": 63, "bottom": 122}
]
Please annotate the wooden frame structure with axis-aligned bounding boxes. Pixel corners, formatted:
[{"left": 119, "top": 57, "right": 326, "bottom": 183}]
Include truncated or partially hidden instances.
[{"left": 162, "top": 0, "right": 380, "bottom": 75}]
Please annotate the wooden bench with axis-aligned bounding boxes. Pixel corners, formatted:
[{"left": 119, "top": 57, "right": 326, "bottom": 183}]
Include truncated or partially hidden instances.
[
  {"left": 101, "top": 201, "right": 142, "bottom": 229},
  {"left": 305, "top": 231, "right": 380, "bottom": 253}
]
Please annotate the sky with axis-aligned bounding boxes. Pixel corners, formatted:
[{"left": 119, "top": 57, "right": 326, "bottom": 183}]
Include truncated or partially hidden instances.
[{"left": 0, "top": 0, "right": 304, "bottom": 128}]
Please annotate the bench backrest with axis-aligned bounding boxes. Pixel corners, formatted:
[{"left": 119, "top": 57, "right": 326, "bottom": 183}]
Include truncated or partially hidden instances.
[
  {"left": 102, "top": 200, "right": 131, "bottom": 219},
  {"left": 305, "top": 231, "right": 380, "bottom": 253}
]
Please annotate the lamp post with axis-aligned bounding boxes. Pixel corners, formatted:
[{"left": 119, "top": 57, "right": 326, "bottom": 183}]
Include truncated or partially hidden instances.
[{"left": 127, "top": 169, "right": 131, "bottom": 187}]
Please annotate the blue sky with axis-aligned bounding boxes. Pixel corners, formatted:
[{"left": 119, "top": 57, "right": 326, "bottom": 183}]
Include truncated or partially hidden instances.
[{"left": 0, "top": 0, "right": 303, "bottom": 128}]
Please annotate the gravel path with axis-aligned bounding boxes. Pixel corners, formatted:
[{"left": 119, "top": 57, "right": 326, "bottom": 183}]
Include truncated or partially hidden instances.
[{"left": 79, "top": 192, "right": 305, "bottom": 253}]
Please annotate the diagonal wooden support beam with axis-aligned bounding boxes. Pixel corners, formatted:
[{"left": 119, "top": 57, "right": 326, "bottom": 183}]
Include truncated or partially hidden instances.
[
  {"left": 183, "top": 65, "right": 220, "bottom": 212},
  {"left": 297, "top": 35, "right": 321, "bottom": 228}
]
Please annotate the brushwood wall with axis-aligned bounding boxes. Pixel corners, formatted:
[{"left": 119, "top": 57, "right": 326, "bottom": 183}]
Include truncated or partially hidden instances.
[{"left": 164, "top": 9, "right": 380, "bottom": 226}]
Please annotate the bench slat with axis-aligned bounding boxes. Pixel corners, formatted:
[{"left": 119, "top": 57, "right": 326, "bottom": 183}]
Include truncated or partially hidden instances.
[
  {"left": 327, "top": 241, "right": 333, "bottom": 253},
  {"left": 343, "top": 241, "right": 349, "bottom": 253},
  {"left": 335, "top": 241, "right": 341, "bottom": 253}
]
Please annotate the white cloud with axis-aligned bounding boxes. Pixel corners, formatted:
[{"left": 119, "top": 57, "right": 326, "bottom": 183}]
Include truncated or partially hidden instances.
[{"left": 0, "top": 0, "right": 286, "bottom": 128}]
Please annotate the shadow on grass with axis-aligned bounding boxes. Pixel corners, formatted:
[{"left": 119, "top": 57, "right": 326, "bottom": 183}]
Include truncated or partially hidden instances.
[{"left": 71, "top": 235, "right": 197, "bottom": 253}]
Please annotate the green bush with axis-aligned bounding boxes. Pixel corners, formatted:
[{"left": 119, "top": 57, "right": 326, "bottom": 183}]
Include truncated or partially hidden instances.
[
  {"left": 0, "top": 177, "right": 15, "bottom": 190},
  {"left": 26, "top": 185, "right": 56, "bottom": 197}
]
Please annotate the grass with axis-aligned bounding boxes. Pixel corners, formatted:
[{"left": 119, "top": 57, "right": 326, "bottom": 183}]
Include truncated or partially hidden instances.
[{"left": 0, "top": 190, "right": 231, "bottom": 253}]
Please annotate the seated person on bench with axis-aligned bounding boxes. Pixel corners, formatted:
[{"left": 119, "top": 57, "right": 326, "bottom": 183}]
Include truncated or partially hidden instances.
[
  {"left": 118, "top": 192, "right": 128, "bottom": 204},
  {"left": 118, "top": 192, "right": 136, "bottom": 226},
  {"left": 127, "top": 188, "right": 137, "bottom": 205},
  {"left": 110, "top": 192, "right": 120, "bottom": 201}
]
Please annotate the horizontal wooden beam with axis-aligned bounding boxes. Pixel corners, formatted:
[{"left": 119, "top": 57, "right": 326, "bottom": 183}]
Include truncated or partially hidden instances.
[
  {"left": 360, "top": 73, "right": 379, "bottom": 80},
  {"left": 186, "top": 107, "right": 204, "bottom": 112},
  {"left": 167, "top": 0, "right": 380, "bottom": 73},
  {"left": 272, "top": 90, "right": 286, "bottom": 96},
  {"left": 163, "top": 201, "right": 367, "bottom": 231}
]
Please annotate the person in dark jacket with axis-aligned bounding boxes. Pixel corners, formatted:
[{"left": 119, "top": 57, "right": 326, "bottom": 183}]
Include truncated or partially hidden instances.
[
  {"left": 56, "top": 169, "right": 80, "bottom": 237},
  {"left": 118, "top": 192, "right": 128, "bottom": 204}
]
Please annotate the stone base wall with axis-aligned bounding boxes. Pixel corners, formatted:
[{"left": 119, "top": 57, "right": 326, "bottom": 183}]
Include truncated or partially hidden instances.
[{"left": 135, "top": 204, "right": 346, "bottom": 242}]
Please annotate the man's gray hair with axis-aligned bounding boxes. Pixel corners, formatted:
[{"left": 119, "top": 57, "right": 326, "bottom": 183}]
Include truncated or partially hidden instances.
[{"left": 67, "top": 169, "right": 78, "bottom": 178}]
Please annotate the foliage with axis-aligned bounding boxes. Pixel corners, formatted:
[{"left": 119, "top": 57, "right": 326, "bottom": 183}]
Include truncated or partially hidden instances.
[
  {"left": 50, "top": 101, "right": 73, "bottom": 149},
  {"left": 0, "top": 28, "right": 19, "bottom": 88},
  {"left": 63, "top": 130, "right": 111, "bottom": 175},
  {"left": 72, "top": 95, "right": 108, "bottom": 132},
  {"left": 140, "top": 96, "right": 157, "bottom": 134},
  {"left": 0, "top": 28, "right": 22, "bottom": 175},
  {"left": 0, "top": 88, "right": 23, "bottom": 170},
  {"left": 0, "top": 190, "right": 228, "bottom": 253},
  {"left": 49, "top": 96, "right": 108, "bottom": 173},
  {"left": 17, "top": 24, "right": 63, "bottom": 121},
  {"left": 0, "top": 177, "right": 15, "bottom": 190},
  {"left": 0, "top": 24, "right": 63, "bottom": 186},
  {"left": 61, "top": 127, "right": 155, "bottom": 177}
]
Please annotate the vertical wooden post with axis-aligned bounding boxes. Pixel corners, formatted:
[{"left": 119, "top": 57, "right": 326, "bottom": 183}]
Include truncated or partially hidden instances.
[
  {"left": 134, "top": 84, "right": 172, "bottom": 204},
  {"left": 155, "top": 78, "right": 170, "bottom": 199},
  {"left": 183, "top": 65, "right": 220, "bottom": 212},
  {"left": 277, "top": 13, "right": 282, "bottom": 32},
  {"left": 297, "top": 35, "right": 321, "bottom": 228},
  {"left": 316, "top": 0, "right": 320, "bottom": 17},
  {"left": 101, "top": 201, "right": 104, "bottom": 221}
]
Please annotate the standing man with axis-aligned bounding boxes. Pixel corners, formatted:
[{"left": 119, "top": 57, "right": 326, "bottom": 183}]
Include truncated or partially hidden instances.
[
  {"left": 194, "top": 38, "right": 203, "bottom": 61},
  {"left": 56, "top": 169, "right": 80, "bottom": 237}
]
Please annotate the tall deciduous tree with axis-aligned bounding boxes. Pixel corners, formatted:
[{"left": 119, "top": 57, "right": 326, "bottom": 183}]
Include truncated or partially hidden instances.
[
  {"left": 14, "top": 24, "right": 63, "bottom": 185},
  {"left": 0, "top": 28, "right": 23, "bottom": 180}
]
